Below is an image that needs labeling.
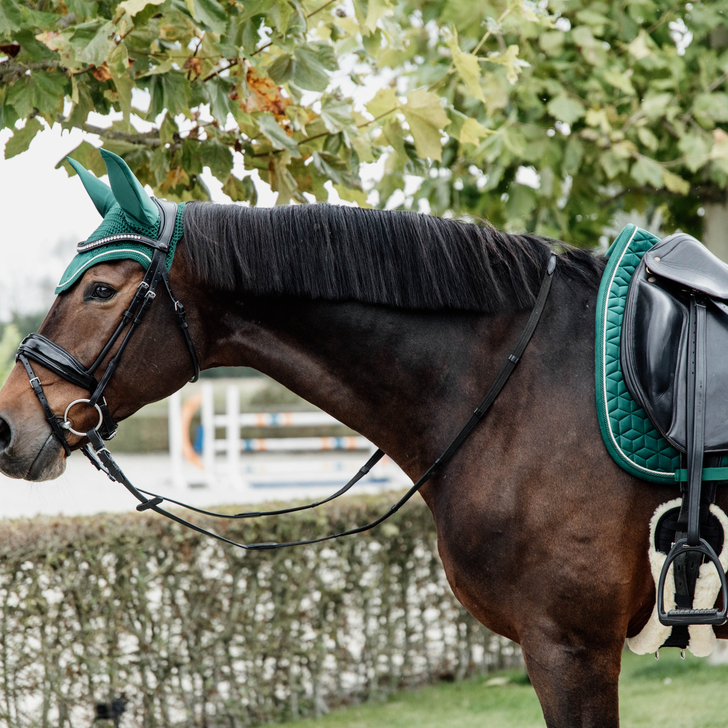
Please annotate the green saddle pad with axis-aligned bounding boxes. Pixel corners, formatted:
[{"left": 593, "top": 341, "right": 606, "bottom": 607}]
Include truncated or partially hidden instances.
[{"left": 595, "top": 224, "right": 681, "bottom": 484}]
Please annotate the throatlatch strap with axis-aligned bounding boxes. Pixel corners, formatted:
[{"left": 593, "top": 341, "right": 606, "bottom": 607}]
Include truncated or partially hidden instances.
[{"left": 82, "top": 254, "right": 558, "bottom": 551}]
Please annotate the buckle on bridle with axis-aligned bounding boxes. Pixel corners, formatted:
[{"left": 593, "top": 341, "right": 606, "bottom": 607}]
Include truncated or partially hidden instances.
[
  {"left": 28, "top": 377, "right": 40, "bottom": 389},
  {"left": 61, "top": 399, "right": 105, "bottom": 438}
]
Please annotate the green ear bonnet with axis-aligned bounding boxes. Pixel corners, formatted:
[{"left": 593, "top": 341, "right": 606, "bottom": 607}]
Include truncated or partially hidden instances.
[{"left": 56, "top": 149, "right": 185, "bottom": 293}]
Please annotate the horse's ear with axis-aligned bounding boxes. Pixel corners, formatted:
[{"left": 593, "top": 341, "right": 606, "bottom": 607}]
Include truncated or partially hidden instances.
[
  {"left": 99, "top": 148, "right": 160, "bottom": 229},
  {"left": 67, "top": 157, "right": 116, "bottom": 218}
]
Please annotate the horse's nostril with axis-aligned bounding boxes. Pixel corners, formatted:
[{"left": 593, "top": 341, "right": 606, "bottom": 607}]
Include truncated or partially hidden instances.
[{"left": 0, "top": 417, "right": 11, "bottom": 452}]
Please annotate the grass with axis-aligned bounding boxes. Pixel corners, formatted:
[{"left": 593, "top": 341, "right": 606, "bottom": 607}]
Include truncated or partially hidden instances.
[{"left": 267, "top": 649, "right": 728, "bottom": 728}]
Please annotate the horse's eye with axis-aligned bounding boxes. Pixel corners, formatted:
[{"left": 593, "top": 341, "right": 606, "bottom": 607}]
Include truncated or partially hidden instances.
[{"left": 88, "top": 284, "right": 116, "bottom": 301}]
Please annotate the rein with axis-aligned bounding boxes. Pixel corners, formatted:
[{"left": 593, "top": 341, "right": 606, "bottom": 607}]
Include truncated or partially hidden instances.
[{"left": 17, "top": 210, "right": 556, "bottom": 550}]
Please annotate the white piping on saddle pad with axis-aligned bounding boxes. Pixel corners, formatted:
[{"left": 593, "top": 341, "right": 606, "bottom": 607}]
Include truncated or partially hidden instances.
[{"left": 628, "top": 499, "right": 728, "bottom": 657}]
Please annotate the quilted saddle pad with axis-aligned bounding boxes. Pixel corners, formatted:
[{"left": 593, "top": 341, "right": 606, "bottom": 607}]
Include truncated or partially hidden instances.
[{"left": 595, "top": 224, "right": 681, "bottom": 484}]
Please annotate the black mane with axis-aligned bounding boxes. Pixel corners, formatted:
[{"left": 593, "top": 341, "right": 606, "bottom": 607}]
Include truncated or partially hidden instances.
[{"left": 182, "top": 203, "right": 604, "bottom": 312}]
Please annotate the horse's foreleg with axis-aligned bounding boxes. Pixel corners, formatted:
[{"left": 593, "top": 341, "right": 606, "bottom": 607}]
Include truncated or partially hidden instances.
[{"left": 519, "top": 634, "right": 623, "bottom": 728}]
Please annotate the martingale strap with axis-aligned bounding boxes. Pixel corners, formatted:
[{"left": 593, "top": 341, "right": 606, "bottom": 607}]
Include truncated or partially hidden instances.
[{"left": 81, "top": 254, "right": 557, "bottom": 551}]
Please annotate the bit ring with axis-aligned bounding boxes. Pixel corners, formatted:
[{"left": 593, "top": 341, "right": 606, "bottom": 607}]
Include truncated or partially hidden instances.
[{"left": 61, "top": 399, "right": 104, "bottom": 437}]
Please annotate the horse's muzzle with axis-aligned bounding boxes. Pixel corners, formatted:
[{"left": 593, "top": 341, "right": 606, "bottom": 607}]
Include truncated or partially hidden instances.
[{"left": 0, "top": 411, "right": 66, "bottom": 481}]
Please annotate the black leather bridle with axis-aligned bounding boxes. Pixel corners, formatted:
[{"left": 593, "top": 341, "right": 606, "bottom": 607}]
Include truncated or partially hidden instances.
[
  {"left": 16, "top": 198, "right": 200, "bottom": 463},
  {"left": 16, "top": 213, "right": 556, "bottom": 551}
]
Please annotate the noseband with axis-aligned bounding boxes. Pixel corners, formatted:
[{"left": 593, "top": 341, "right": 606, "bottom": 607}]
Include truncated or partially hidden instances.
[{"left": 16, "top": 198, "right": 200, "bottom": 459}]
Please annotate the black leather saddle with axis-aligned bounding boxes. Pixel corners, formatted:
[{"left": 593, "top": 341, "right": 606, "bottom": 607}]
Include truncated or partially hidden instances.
[{"left": 622, "top": 232, "right": 728, "bottom": 628}]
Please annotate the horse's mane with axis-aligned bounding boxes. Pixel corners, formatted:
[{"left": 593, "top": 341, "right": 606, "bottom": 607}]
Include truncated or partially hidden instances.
[{"left": 182, "top": 203, "right": 604, "bottom": 312}]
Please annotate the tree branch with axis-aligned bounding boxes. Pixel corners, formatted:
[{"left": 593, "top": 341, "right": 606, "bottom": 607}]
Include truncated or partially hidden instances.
[
  {"left": 82, "top": 123, "right": 163, "bottom": 147},
  {"left": 0, "top": 59, "right": 60, "bottom": 83},
  {"left": 599, "top": 184, "right": 725, "bottom": 209}
]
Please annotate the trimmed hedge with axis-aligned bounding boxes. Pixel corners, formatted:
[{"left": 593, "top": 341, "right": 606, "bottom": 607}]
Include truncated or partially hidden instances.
[{"left": 0, "top": 492, "right": 520, "bottom": 727}]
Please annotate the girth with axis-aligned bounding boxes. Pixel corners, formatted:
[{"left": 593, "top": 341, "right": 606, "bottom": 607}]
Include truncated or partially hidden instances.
[{"left": 17, "top": 198, "right": 200, "bottom": 458}]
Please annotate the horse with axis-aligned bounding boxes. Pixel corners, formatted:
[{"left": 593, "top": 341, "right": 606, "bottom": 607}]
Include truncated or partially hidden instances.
[{"left": 0, "top": 153, "right": 725, "bottom": 727}]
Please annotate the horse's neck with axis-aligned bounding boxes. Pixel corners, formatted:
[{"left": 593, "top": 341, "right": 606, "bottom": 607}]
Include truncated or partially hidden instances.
[{"left": 197, "top": 293, "right": 527, "bottom": 477}]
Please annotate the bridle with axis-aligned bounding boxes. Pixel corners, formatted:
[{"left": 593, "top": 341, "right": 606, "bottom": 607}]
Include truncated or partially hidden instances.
[
  {"left": 16, "top": 205, "right": 557, "bottom": 551},
  {"left": 16, "top": 198, "right": 199, "bottom": 460}
]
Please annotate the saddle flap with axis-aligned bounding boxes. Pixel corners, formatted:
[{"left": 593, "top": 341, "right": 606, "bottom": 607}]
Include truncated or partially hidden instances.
[
  {"left": 622, "top": 237, "right": 728, "bottom": 454},
  {"left": 646, "top": 233, "right": 728, "bottom": 299}
]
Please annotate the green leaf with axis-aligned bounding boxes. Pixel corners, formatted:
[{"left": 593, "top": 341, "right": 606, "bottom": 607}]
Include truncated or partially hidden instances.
[
  {"left": 365, "top": 0, "right": 392, "bottom": 33},
  {"left": 0, "top": 0, "right": 21, "bottom": 33},
  {"left": 237, "top": 0, "right": 273, "bottom": 22},
  {"left": 563, "top": 137, "right": 583, "bottom": 176},
  {"left": 630, "top": 156, "right": 663, "bottom": 188},
  {"left": 118, "top": 0, "right": 165, "bottom": 17},
  {"left": 547, "top": 96, "right": 585, "bottom": 125},
  {"left": 693, "top": 93, "right": 728, "bottom": 128},
  {"left": 222, "top": 174, "right": 257, "bottom": 204},
  {"left": 269, "top": 153, "right": 301, "bottom": 205},
  {"left": 366, "top": 87, "right": 399, "bottom": 120},
  {"left": 334, "top": 183, "right": 369, "bottom": 207},
  {"left": 181, "top": 139, "right": 203, "bottom": 175},
  {"left": 78, "top": 21, "right": 115, "bottom": 67},
  {"left": 268, "top": 54, "right": 294, "bottom": 84},
  {"left": 446, "top": 30, "right": 485, "bottom": 103},
  {"left": 402, "top": 89, "right": 449, "bottom": 161},
  {"left": 539, "top": 31, "right": 564, "bottom": 57},
  {"left": 293, "top": 45, "right": 333, "bottom": 92},
  {"left": 637, "top": 127, "right": 658, "bottom": 151},
  {"left": 33, "top": 71, "right": 66, "bottom": 117},
  {"left": 190, "top": 0, "right": 227, "bottom": 32},
  {"left": 139, "top": 59, "right": 174, "bottom": 77},
  {"left": 256, "top": 113, "right": 301, "bottom": 157},
  {"left": 641, "top": 93, "right": 672, "bottom": 119},
  {"left": 200, "top": 138, "right": 233, "bottom": 180},
  {"left": 505, "top": 184, "right": 536, "bottom": 221},
  {"left": 145, "top": 71, "right": 191, "bottom": 117},
  {"left": 4, "top": 118, "right": 42, "bottom": 160},
  {"left": 662, "top": 169, "right": 690, "bottom": 195},
  {"left": 6, "top": 77, "right": 33, "bottom": 119},
  {"left": 678, "top": 133, "right": 710, "bottom": 173},
  {"left": 320, "top": 96, "right": 353, "bottom": 133},
  {"left": 600, "top": 150, "right": 628, "bottom": 180},
  {"left": 109, "top": 45, "right": 132, "bottom": 123},
  {"left": 312, "top": 150, "right": 345, "bottom": 185},
  {"left": 206, "top": 76, "right": 234, "bottom": 123},
  {"left": 602, "top": 67, "right": 635, "bottom": 95},
  {"left": 486, "top": 45, "right": 529, "bottom": 85},
  {"left": 459, "top": 118, "right": 489, "bottom": 147},
  {"left": 628, "top": 30, "right": 653, "bottom": 60},
  {"left": 268, "top": 0, "right": 291, "bottom": 34},
  {"left": 351, "top": 134, "right": 374, "bottom": 163}
]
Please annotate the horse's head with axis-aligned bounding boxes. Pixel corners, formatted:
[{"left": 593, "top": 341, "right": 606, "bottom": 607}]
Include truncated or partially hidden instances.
[{"left": 0, "top": 151, "right": 199, "bottom": 481}]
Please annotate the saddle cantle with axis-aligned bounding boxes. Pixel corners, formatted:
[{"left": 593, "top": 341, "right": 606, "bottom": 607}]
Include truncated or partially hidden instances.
[
  {"left": 622, "top": 232, "right": 728, "bottom": 628},
  {"left": 622, "top": 233, "right": 728, "bottom": 453}
]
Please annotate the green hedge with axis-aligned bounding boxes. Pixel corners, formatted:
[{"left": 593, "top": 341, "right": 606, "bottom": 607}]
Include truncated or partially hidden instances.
[{"left": 0, "top": 492, "right": 520, "bottom": 728}]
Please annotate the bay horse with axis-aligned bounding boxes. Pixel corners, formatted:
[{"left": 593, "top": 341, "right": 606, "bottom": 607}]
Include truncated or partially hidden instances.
[{"left": 0, "top": 159, "right": 726, "bottom": 726}]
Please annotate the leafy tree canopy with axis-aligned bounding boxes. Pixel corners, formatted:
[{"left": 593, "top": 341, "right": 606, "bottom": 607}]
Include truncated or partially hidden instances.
[{"left": 2, "top": 0, "right": 728, "bottom": 244}]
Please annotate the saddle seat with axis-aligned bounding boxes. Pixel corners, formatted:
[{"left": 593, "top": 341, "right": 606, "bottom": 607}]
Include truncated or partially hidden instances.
[{"left": 644, "top": 233, "right": 728, "bottom": 299}]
